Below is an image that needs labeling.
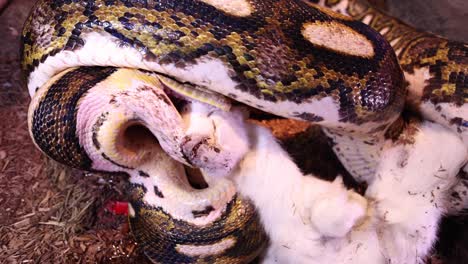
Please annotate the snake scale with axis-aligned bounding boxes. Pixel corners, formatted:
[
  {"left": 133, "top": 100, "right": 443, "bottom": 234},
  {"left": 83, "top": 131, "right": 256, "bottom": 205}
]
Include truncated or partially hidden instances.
[{"left": 20, "top": 0, "right": 466, "bottom": 263}]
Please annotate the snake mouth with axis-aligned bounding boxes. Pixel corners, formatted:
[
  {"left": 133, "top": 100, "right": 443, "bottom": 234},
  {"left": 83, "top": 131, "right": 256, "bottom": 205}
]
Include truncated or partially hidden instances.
[
  {"left": 113, "top": 69, "right": 257, "bottom": 193},
  {"left": 107, "top": 105, "right": 238, "bottom": 225},
  {"left": 184, "top": 166, "right": 209, "bottom": 189},
  {"left": 117, "top": 110, "right": 210, "bottom": 191},
  {"left": 61, "top": 67, "right": 244, "bottom": 224},
  {"left": 120, "top": 123, "right": 209, "bottom": 189},
  {"left": 28, "top": 65, "right": 268, "bottom": 260}
]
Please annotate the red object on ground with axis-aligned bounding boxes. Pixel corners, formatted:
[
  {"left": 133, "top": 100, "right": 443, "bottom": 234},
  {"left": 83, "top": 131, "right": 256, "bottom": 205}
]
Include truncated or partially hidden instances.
[{"left": 105, "top": 201, "right": 129, "bottom": 216}]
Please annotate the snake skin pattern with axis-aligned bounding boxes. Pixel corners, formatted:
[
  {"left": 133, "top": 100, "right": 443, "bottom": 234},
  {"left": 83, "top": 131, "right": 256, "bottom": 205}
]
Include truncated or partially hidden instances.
[
  {"left": 22, "top": 0, "right": 404, "bottom": 128},
  {"left": 130, "top": 190, "right": 265, "bottom": 263},
  {"left": 27, "top": 64, "right": 268, "bottom": 263},
  {"left": 22, "top": 0, "right": 406, "bottom": 193},
  {"left": 312, "top": 0, "right": 468, "bottom": 210},
  {"left": 24, "top": 0, "right": 465, "bottom": 262},
  {"left": 313, "top": 0, "right": 467, "bottom": 144}
]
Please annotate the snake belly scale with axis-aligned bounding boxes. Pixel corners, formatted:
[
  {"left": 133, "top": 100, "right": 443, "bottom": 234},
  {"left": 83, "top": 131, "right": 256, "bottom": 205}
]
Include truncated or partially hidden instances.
[{"left": 22, "top": 0, "right": 407, "bottom": 262}]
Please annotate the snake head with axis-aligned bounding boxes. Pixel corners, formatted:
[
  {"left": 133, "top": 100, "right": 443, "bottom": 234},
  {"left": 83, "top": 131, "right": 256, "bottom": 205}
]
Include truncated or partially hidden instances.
[
  {"left": 28, "top": 66, "right": 268, "bottom": 262},
  {"left": 28, "top": 66, "right": 249, "bottom": 175}
]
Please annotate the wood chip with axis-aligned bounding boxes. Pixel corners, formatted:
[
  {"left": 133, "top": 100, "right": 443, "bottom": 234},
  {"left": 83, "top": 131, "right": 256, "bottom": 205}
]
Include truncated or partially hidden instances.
[
  {"left": 39, "top": 221, "right": 65, "bottom": 227},
  {"left": 39, "top": 191, "right": 52, "bottom": 206},
  {"left": 18, "top": 212, "right": 35, "bottom": 219},
  {"left": 12, "top": 218, "right": 30, "bottom": 228},
  {"left": 74, "top": 235, "right": 94, "bottom": 242},
  {"left": 80, "top": 243, "right": 86, "bottom": 252},
  {"left": 0, "top": 150, "right": 6, "bottom": 159}
]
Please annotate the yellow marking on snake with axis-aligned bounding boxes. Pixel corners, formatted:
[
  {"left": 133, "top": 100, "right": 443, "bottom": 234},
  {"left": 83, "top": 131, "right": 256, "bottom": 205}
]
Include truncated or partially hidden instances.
[
  {"left": 105, "top": 68, "right": 162, "bottom": 90},
  {"left": 158, "top": 75, "right": 232, "bottom": 111}
]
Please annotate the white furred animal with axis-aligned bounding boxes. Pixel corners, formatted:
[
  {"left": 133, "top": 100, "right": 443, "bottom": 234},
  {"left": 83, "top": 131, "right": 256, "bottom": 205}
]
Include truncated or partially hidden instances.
[{"left": 183, "top": 102, "right": 467, "bottom": 264}]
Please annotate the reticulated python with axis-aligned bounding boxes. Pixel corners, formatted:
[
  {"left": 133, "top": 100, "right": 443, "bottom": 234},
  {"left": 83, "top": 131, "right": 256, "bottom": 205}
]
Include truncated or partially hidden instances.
[{"left": 21, "top": 0, "right": 466, "bottom": 262}]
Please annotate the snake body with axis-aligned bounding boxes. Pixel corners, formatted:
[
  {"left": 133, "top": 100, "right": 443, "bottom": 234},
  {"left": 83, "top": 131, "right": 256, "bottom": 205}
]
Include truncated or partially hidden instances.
[
  {"left": 315, "top": 0, "right": 467, "bottom": 144},
  {"left": 314, "top": 1, "right": 468, "bottom": 211},
  {"left": 27, "top": 65, "right": 268, "bottom": 263},
  {"left": 22, "top": 0, "right": 405, "bottom": 183},
  {"left": 20, "top": 0, "right": 466, "bottom": 262}
]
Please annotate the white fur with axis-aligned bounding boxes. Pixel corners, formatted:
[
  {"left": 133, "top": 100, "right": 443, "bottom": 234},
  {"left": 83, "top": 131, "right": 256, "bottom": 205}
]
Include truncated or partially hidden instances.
[
  {"left": 365, "top": 121, "right": 467, "bottom": 263},
  {"left": 183, "top": 103, "right": 368, "bottom": 261},
  {"left": 420, "top": 101, "right": 468, "bottom": 147},
  {"left": 233, "top": 124, "right": 368, "bottom": 262},
  {"left": 186, "top": 103, "right": 467, "bottom": 264},
  {"left": 181, "top": 103, "right": 250, "bottom": 178}
]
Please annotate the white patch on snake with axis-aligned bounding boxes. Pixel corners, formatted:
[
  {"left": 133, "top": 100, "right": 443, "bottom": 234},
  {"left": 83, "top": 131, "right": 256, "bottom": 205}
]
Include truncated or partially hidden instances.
[
  {"left": 324, "top": 128, "right": 383, "bottom": 182},
  {"left": 404, "top": 67, "right": 431, "bottom": 104},
  {"left": 176, "top": 238, "right": 235, "bottom": 257},
  {"left": 28, "top": 31, "right": 238, "bottom": 97},
  {"left": 28, "top": 31, "right": 170, "bottom": 96},
  {"left": 199, "top": 0, "right": 252, "bottom": 17},
  {"left": 129, "top": 162, "right": 236, "bottom": 226},
  {"left": 302, "top": 21, "right": 375, "bottom": 58}
]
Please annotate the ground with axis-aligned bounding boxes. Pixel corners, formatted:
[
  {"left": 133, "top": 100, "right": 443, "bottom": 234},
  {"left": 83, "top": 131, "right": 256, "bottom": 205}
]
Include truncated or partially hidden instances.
[{"left": 0, "top": 0, "right": 466, "bottom": 263}]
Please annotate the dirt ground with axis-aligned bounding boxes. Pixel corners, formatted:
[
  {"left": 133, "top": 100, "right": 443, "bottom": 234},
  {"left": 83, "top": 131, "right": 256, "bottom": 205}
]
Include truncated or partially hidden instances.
[{"left": 0, "top": 1, "right": 466, "bottom": 263}]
